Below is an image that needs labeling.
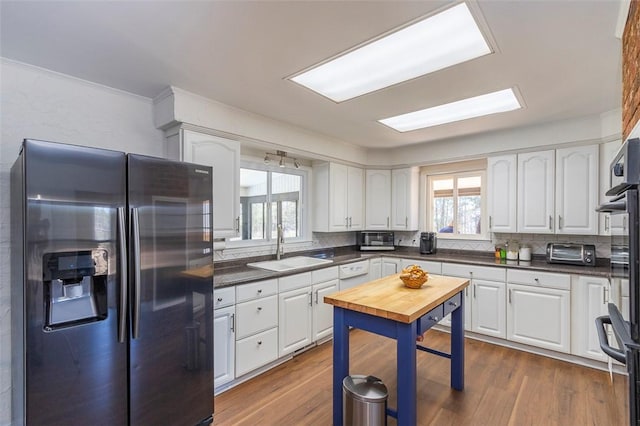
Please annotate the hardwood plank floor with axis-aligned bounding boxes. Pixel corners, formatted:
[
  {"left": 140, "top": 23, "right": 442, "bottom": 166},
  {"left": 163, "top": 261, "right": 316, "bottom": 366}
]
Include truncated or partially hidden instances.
[{"left": 214, "top": 329, "right": 628, "bottom": 425}]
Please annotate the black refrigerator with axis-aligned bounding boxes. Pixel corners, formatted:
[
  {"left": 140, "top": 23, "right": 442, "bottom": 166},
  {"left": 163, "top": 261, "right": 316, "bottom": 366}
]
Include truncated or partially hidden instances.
[{"left": 11, "top": 139, "right": 214, "bottom": 425}]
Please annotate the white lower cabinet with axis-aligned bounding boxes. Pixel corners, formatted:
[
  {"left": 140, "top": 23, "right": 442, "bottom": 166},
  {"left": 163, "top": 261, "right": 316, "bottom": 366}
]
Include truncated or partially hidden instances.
[
  {"left": 382, "top": 257, "right": 401, "bottom": 275},
  {"left": 235, "top": 279, "right": 279, "bottom": 377},
  {"left": 214, "top": 286, "right": 236, "bottom": 390},
  {"left": 214, "top": 305, "right": 235, "bottom": 388},
  {"left": 471, "top": 279, "right": 507, "bottom": 338},
  {"left": 369, "top": 258, "right": 382, "bottom": 280},
  {"left": 506, "top": 270, "right": 571, "bottom": 353},
  {"left": 441, "top": 264, "right": 506, "bottom": 333},
  {"left": 278, "top": 270, "right": 338, "bottom": 357},
  {"left": 571, "top": 276, "right": 611, "bottom": 361},
  {"left": 313, "top": 279, "right": 338, "bottom": 341},
  {"left": 235, "top": 328, "right": 279, "bottom": 377}
]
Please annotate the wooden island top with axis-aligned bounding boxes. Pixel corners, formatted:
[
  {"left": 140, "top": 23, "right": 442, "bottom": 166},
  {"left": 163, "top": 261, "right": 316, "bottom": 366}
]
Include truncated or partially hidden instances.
[{"left": 324, "top": 273, "right": 470, "bottom": 324}]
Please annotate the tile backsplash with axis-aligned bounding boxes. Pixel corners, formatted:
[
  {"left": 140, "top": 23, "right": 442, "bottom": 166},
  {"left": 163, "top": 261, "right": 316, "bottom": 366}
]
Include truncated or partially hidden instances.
[
  {"left": 393, "top": 231, "right": 612, "bottom": 259},
  {"left": 214, "top": 230, "right": 612, "bottom": 262}
]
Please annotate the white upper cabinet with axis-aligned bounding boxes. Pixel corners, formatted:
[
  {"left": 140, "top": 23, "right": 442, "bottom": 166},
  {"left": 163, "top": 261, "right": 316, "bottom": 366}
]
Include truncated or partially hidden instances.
[
  {"left": 391, "top": 168, "right": 419, "bottom": 230},
  {"left": 517, "top": 150, "right": 555, "bottom": 234},
  {"left": 171, "top": 128, "right": 241, "bottom": 238},
  {"left": 365, "top": 169, "right": 391, "bottom": 229},
  {"left": 487, "top": 155, "right": 517, "bottom": 233},
  {"left": 555, "top": 145, "right": 599, "bottom": 235},
  {"left": 314, "top": 162, "right": 364, "bottom": 232},
  {"left": 364, "top": 167, "right": 418, "bottom": 231}
]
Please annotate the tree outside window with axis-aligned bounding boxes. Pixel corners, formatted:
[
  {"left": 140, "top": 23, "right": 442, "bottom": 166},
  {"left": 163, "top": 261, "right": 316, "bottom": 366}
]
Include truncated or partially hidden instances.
[{"left": 430, "top": 173, "right": 483, "bottom": 237}]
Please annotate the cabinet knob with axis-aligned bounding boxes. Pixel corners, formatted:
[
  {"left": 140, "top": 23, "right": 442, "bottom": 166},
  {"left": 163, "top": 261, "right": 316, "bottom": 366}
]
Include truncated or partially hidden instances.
[
  {"left": 449, "top": 301, "right": 458, "bottom": 307},
  {"left": 257, "top": 289, "right": 262, "bottom": 294},
  {"left": 257, "top": 306, "right": 262, "bottom": 311},
  {"left": 257, "top": 341, "right": 262, "bottom": 345},
  {"left": 217, "top": 297, "right": 223, "bottom": 302}
]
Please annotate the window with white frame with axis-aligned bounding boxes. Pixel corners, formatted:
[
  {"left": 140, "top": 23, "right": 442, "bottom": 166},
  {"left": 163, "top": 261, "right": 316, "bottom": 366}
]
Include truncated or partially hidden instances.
[
  {"left": 427, "top": 170, "right": 487, "bottom": 239},
  {"left": 230, "top": 164, "right": 306, "bottom": 244}
]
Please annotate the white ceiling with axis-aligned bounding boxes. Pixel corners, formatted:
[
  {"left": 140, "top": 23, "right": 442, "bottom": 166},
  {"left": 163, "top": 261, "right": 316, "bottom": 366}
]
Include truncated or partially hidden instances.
[{"left": 0, "top": 1, "right": 624, "bottom": 150}]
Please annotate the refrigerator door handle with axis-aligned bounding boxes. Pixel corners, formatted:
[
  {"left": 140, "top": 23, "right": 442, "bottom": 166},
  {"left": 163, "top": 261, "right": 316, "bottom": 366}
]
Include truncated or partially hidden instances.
[
  {"left": 132, "top": 207, "right": 142, "bottom": 339},
  {"left": 117, "top": 207, "right": 128, "bottom": 343}
]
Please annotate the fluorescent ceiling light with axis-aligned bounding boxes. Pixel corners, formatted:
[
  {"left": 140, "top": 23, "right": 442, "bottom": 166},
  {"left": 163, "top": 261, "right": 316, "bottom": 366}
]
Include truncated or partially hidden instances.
[
  {"left": 379, "top": 88, "right": 522, "bottom": 132},
  {"left": 289, "top": 2, "right": 492, "bottom": 102}
]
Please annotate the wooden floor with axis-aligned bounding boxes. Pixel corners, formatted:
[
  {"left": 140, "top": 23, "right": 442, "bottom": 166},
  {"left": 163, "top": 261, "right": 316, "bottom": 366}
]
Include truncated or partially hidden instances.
[{"left": 214, "top": 329, "right": 628, "bottom": 425}]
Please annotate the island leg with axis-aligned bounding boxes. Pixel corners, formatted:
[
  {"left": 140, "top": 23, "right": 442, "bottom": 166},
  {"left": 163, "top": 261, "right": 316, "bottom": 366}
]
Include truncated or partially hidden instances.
[
  {"left": 333, "top": 307, "right": 349, "bottom": 426},
  {"left": 451, "top": 293, "right": 465, "bottom": 390},
  {"left": 397, "top": 321, "right": 417, "bottom": 425}
]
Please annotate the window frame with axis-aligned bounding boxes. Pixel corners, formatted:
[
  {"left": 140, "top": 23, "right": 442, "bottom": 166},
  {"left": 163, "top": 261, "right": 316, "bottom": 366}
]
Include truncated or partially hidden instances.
[
  {"left": 226, "top": 159, "right": 310, "bottom": 248},
  {"left": 425, "top": 169, "right": 488, "bottom": 241}
]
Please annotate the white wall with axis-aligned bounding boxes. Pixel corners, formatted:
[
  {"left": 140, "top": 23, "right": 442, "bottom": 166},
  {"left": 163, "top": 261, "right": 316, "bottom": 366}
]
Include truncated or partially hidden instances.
[{"left": 0, "top": 59, "right": 165, "bottom": 426}]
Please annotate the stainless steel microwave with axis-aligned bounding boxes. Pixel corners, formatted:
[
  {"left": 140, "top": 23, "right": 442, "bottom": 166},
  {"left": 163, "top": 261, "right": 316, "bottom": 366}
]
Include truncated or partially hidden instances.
[
  {"left": 357, "top": 231, "right": 395, "bottom": 251},
  {"left": 545, "top": 243, "right": 596, "bottom": 266}
]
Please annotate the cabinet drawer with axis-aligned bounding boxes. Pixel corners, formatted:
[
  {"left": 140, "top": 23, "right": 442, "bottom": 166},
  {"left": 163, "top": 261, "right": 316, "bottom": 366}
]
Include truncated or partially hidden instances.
[
  {"left": 279, "top": 272, "right": 312, "bottom": 293},
  {"left": 312, "top": 266, "right": 339, "bottom": 284},
  {"left": 235, "top": 327, "right": 278, "bottom": 377},
  {"left": 418, "top": 305, "right": 444, "bottom": 334},
  {"left": 402, "top": 259, "right": 442, "bottom": 275},
  {"left": 443, "top": 293, "right": 463, "bottom": 316},
  {"left": 235, "top": 295, "right": 278, "bottom": 339},
  {"left": 442, "top": 263, "right": 506, "bottom": 282},
  {"left": 507, "top": 269, "right": 570, "bottom": 290},
  {"left": 214, "top": 287, "right": 236, "bottom": 309},
  {"left": 236, "top": 279, "right": 278, "bottom": 303}
]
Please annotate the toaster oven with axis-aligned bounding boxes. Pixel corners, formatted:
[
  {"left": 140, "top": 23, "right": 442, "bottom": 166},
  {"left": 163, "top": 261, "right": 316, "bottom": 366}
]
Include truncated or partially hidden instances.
[{"left": 545, "top": 243, "right": 596, "bottom": 266}]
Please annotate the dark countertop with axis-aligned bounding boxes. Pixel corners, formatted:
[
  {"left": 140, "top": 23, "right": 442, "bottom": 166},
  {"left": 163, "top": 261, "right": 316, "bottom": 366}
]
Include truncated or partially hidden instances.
[{"left": 212, "top": 246, "right": 612, "bottom": 289}]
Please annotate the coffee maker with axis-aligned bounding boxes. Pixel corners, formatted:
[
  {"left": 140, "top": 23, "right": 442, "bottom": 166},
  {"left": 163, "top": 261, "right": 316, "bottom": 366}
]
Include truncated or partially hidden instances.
[{"left": 420, "top": 232, "right": 437, "bottom": 254}]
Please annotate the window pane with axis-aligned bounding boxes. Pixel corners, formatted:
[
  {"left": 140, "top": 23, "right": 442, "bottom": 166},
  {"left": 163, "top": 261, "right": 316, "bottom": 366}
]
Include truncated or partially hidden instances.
[
  {"left": 434, "top": 197, "right": 454, "bottom": 233},
  {"left": 281, "top": 200, "right": 299, "bottom": 238},
  {"left": 457, "top": 195, "right": 481, "bottom": 234},
  {"left": 238, "top": 168, "right": 267, "bottom": 241},
  {"left": 272, "top": 172, "right": 301, "bottom": 239}
]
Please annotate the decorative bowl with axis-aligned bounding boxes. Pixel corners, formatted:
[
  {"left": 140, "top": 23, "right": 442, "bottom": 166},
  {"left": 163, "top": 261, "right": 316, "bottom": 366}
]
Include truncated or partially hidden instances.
[{"left": 399, "top": 265, "right": 429, "bottom": 289}]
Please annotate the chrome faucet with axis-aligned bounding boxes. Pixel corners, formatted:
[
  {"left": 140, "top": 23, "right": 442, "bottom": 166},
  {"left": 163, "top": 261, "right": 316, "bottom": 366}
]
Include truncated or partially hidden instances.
[{"left": 276, "top": 223, "right": 284, "bottom": 260}]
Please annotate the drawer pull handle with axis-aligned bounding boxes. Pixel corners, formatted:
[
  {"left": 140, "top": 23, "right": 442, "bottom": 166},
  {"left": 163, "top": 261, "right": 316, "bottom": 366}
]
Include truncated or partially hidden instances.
[
  {"left": 448, "top": 301, "right": 458, "bottom": 307},
  {"left": 429, "top": 316, "right": 439, "bottom": 322}
]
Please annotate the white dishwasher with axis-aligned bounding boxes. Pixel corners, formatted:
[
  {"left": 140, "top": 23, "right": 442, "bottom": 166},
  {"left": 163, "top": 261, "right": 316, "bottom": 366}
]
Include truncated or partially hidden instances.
[{"left": 339, "top": 260, "right": 370, "bottom": 290}]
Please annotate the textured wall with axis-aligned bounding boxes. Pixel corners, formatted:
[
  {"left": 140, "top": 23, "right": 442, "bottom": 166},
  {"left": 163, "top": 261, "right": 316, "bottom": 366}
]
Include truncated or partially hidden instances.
[
  {"left": 0, "top": 59, "right": 164, "bottom": 426},
  {"left": 623, "top": 0, "right": 640, "bottom": 139}
]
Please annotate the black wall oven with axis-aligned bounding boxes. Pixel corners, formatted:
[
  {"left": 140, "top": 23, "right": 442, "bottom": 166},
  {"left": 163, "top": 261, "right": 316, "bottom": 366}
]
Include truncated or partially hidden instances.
[{"left": 597, "top": 138, "right": 640, "bottom": 425}]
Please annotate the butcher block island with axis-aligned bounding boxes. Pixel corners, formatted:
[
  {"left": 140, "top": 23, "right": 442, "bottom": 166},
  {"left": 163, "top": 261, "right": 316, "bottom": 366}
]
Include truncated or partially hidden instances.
[
  {"left": 324, "top": 273, "right": 470, "bottom": 323},
  {"left": 324, "top": 273, "right": 470, "bottom": 425}
]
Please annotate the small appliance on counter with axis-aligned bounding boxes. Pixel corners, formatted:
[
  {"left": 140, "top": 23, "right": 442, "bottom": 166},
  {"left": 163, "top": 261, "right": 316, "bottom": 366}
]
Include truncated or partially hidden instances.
[
  {"left": 545, "top": 242, "right": 596, "bottom": 266},
  {"left": 420, "top": 232, "right": 437, "bottom": 254},
  {"left": 357, "top": 231, "right": 395, "bottom": 251}
]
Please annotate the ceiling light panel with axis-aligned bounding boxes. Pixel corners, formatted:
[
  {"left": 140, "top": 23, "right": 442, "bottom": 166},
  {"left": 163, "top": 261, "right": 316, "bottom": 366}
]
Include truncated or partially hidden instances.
[
  {"left": 379, "top": 88, "right": 522, "bottom": 132},
  {"left": 289, "top": 2, "right": 492, "bottom": 102}
]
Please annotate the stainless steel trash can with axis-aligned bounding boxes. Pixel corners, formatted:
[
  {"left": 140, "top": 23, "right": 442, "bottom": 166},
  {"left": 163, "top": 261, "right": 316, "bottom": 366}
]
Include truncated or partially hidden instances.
[{"left": 342, "top": 375, "right": 388, "bottom": 426}]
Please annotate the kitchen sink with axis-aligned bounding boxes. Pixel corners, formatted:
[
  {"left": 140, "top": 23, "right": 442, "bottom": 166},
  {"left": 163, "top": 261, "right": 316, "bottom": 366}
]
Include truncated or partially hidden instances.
[{"left": 247, "top": 256, "right": 333, "bottom": 272}]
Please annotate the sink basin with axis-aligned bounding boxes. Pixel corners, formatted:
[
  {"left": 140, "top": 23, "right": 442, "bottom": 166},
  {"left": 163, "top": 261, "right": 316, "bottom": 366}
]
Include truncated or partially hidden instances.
[{"left": 247, "top": 256, "right": 333, "bottom": 272}]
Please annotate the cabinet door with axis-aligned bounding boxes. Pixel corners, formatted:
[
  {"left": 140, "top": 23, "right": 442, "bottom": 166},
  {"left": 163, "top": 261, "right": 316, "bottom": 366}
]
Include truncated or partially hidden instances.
[
  {"left": 382, "top": 258, "right": 400, "bottom": 276},
  {"left": 507, "top": 283, "right": 570, "bottom": 353},
  {"left": 471, "top": 279, "right": 506, "bottom": 338},
  {"left": 517, "top": 150, "right": 555, "bottom": 233},
  {"left": 391, "top": 168, "right": 419, "bottom": 230},
  {"left": 555, "top": 145, "right": 599, "bottom": 235},
  {"left": 329, "top": 164, "right": 349, "bottom": 231},
  {"left": 279, "top": 287, "right": 313, "bottom": 357},
  {"left": 313, "top": 279, "right": 338, "bottom": 341},
  {"left": 182, "top": 129, "right": 240, "bottom": 238},
  {"left": 347, "top": 166, "right": 364, "bottom": 230},
  {"left": 369, "top": 259, "right": 382, "bottom": 280},
  {"left": 487, "top": 155, "right": 517, "bottom": 233},
  {"left": 214, "top": 306, "right": 235, "bottom": 389},
  {"left": 365, "top": 170, "right": 391, "bottom": 229},
  {"left": 571, "top": 276, "right": 610, "bottom": 361}
]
